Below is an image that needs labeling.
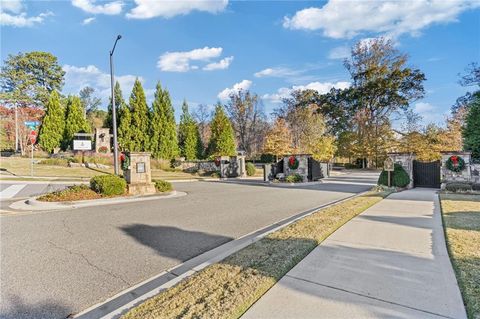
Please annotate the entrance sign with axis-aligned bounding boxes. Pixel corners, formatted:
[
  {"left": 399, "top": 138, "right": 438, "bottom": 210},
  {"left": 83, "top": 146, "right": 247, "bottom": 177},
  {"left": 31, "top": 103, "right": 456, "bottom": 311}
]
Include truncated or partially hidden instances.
[
  {"left": 384, "top": 157, "right": 394, "bottom": 171},
  {"left": 384, "top": 157, "right": 394, "bottom": 187},
  {"left": 73, "top": 140, "right": 92, "bottom": 151}
]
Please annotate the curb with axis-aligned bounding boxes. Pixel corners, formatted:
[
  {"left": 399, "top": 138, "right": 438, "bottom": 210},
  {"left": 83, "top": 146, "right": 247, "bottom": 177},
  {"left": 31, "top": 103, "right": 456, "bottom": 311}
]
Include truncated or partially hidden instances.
[
  {"left": 9, "top": 191, "right": 187, "bottom": 211},
  {"left": 74, "top": 191, "right": 370, "bottom": 319}
]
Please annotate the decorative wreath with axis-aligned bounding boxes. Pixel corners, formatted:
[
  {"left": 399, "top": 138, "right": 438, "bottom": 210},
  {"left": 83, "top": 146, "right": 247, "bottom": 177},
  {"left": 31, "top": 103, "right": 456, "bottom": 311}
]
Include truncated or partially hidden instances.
[
  {"left": 120, "top": 153, "right": 130, "bottom": 171},
  {"left": 446, "top": 155, "right": 465, "bottom": 173},
  {"left": 98, "top": 146, "right": 109, "bottom": 153},
  {"left": 214, "top": 157, "right": 221, "bottom": 167},
  {"left": 288, "top": 156, "right": 299, "bottom": 170}
]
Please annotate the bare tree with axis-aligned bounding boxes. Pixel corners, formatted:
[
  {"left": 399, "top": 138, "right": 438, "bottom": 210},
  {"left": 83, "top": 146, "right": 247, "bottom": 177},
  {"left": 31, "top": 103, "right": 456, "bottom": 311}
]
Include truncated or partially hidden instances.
[
  {"left": 224, "top": 90, "right": 267, "bottom": 157},
  {"left": 192, "top": 104, "right": 212, "bottom": 150}
]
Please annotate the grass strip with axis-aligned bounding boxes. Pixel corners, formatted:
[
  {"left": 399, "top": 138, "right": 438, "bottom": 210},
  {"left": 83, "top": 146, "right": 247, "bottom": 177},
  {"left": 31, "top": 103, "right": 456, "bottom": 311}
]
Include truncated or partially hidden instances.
[
  {"left": 123, "top": 191, "right": 390, "bottom": 319},
  {"left": 440, "top": 194, "right": 480, "bottom": 319}
]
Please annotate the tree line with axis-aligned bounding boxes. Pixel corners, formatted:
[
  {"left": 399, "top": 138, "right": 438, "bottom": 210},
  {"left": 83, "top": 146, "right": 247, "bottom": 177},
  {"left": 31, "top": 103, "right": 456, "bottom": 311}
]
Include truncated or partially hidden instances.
[{"left": 1, "top": 43, "right": 479, "bottom": 165}]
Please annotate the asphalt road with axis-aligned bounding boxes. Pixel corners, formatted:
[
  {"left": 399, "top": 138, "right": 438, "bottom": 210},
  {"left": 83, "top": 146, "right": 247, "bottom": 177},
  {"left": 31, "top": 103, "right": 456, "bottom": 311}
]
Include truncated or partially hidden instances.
[{"left": 0, "top": 171, "right": 378, "bottom": 319}]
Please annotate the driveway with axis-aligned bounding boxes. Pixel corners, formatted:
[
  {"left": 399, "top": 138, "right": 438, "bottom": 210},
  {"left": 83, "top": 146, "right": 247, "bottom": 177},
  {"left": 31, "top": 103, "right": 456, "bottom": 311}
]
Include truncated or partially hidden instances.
[{"left": 0, "top": 171, "right": 377, "bottom": 319}]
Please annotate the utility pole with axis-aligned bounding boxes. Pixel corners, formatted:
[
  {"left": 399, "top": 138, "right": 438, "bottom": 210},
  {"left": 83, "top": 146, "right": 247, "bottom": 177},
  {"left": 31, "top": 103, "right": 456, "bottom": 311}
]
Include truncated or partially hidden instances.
[{"left": 109, "top": 34, "right": 122, "bottom": 175}]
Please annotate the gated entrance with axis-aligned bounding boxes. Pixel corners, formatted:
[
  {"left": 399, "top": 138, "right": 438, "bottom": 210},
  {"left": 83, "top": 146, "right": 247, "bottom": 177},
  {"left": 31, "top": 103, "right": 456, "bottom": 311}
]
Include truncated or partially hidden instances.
[
  {"left": 308, "top": 158, "right": 324, "bottom": 181},
  {"left": 413, "top": 160, "right": 440, "bottom": 188}
]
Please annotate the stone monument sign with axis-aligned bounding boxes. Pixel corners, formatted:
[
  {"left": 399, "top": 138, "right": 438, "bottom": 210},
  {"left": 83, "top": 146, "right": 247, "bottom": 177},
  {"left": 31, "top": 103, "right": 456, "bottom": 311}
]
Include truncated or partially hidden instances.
[{"left": 123, "top": 152, "right": 156, "bottom": 195}]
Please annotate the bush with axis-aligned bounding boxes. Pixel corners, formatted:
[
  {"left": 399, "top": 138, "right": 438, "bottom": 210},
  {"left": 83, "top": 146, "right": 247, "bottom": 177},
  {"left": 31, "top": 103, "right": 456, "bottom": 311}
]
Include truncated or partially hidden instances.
[
  {"left": 472, "top": 183, "right": 480, "bottom": 191},
  {"left": 260, "top": 154, "right": 276, "bottom": 163},
  {"left": 246, "top": 162, "right": 256, "bottom": 176},
  {"left": 90, "top": 175, "right": 126, "bottom": 196},
  {"left": 445, "top": 182, "right": 473, "bottom": 193},
  {"left": 154, "top": 179, "right": 173, "bottom": 192},
  {"left": 286, "top": 173, "right": 303, "bottom": 183},
  {"left": 344, "top": 163, "right": 359, "bottom": 169},
  {"left": 377, "top": 163, "right": 410, "bottom": 188}
]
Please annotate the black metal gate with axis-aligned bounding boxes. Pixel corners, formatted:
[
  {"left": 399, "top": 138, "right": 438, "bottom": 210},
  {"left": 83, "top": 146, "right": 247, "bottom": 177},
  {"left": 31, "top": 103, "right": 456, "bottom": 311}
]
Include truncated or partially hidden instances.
[
  {"left": 308, "top": 158, "right": 323, "bottom": 181},
  {"left": 413, "top": 160, "right": 440, "bottom": 188}
]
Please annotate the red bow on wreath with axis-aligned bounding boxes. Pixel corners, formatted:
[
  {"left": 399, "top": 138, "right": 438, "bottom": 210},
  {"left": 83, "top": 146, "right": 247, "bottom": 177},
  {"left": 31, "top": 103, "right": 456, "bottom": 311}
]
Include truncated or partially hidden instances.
[
  {"left": 451, "top": 155, "right": 458, "bottom": 166},
  {"left": 289, "top": 156, "right": 295, "bottom": 166}
]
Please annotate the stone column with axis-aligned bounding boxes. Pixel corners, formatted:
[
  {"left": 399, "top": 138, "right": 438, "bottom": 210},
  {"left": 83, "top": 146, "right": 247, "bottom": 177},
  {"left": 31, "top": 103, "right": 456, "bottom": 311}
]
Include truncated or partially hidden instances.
[{"left": 124, "top": 152, "right": 156, "bottom": 195}]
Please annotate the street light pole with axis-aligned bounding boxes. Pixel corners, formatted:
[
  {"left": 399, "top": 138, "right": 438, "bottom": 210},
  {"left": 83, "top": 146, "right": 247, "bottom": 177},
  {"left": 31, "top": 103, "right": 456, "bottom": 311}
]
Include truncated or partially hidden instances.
[{"left": 109, "top": 35, "right": 122, "bottom": 175}]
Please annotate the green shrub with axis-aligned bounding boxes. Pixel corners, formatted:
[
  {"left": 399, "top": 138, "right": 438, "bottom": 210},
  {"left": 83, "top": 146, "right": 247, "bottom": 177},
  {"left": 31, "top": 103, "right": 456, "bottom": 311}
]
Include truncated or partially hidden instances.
[
  {"left": 246, "top": 162, "right": 256, "bottom": 176},
  {"left": 260, "top": 154, "right": 275, "bottom": 163},
  {"left": 90, "top": 175, "right": 126, "bottom": 196},
  {"left": 473, "top": 183, "right": 480, "bottom": 191},
  {"left": 38, "top": 158, "right": 70, "bottom": 166},
  {"left": 154, "top": 179, "right": 173, "bottom": 192},
  {"left": 377, "top": 163, "right": 410, "bottom": 188},
  {"left": 445, "top": 182, "right": 473, "bottom": 192},
  {"left": 286, "top": 173, "right": 303, "bottom": 183},
  {"left": 345, "top": 163, "right": 359, "bottom": 169}
]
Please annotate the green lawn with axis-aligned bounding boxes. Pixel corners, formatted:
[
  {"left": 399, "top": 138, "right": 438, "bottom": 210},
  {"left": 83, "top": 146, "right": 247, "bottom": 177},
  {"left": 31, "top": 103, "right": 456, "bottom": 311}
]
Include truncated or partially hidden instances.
[
  {"left": 440, "top": 194, "right": 480, "bottom": 319},
  {"left": 123, "top": 191, "right": 390, "bottom": 319}
]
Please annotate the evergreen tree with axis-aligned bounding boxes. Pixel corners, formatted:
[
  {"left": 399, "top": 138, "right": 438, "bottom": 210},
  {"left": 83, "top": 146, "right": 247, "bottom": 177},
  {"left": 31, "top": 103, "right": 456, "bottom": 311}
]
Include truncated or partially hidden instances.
[
  {"left": 150, "top": 82, "right": 179, "bottom": 159},
  {"left": 463, "top": 92, "right": 480, "bottom": 160},
  {"left": 207, "top": 104, "right": 236, "bottom": 158},
  {"left": 104, "top": 81, "right": 123, "bottom": 131},
  {"left": 129, "top": 79, "right": 150, "bottom": 152},
  {"left": 178, "top": 100, "right": 202, "bottom": 160},
  {"left": 38, "top": 90, "right": 65, "bottom": 153},
  {"left": 117, "top": 97, "right": 133, "bottom": 152},
  {"left": 63, "top": 95, "right": 90, "bottom": 150}
]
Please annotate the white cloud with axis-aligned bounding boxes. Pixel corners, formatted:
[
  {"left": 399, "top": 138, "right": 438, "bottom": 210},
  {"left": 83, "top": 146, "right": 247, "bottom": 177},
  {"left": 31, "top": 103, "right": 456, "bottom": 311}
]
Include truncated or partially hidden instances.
[
  {"left": 158, "top": 47, "right": 232, "bottom": 72},
  {"left": 328, "top": 46, "right": 350, "bottom": 60},
  {"left": 63, "top": 64, "right": 144, "bottom": 105},
  {"left": 263, "top": 81, "right": 350, "bottom": 104},
  {"left": 2, "top": 0, "right": 23, "bottom": 14},
  {"left": 1, "top": 0, "right": 52, "bottom": 27},
  {"left": 414, "top": 102, "right": 435, "bottom": 113},
  {"left": 71, "top": 0, "right": 123, "bottom": 15},
  {"left": 217, "top": 80, "right": 252, "bottom": 100},
  {"left": 82, "top": 17, "right": 95, "bottom": 25},
  {"left": 254, "top": 67, "right": 299, "bottom": 78},
  {"left": 283, "top": 0, "right": 480, "bottom": 39},
  {"left": 127, "top": 0, "right": 228, "bottom": 19},
  {"left": 203, "top": 56, "right": 233, "bottom": 71}
]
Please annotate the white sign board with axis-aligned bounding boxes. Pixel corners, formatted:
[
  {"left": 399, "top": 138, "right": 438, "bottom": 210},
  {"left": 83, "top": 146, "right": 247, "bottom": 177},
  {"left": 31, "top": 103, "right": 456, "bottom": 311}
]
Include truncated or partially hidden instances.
[{"left": 73, "top": 140, "right": 92, "bottom": 151}]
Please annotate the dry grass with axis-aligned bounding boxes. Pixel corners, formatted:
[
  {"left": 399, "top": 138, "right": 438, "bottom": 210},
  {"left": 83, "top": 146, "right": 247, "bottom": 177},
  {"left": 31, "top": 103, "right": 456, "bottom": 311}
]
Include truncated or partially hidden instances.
[
  {"left": 1, "top": 157, "right": 205, "bottom": 181},
  {"left": 440, "top": 194, "right": 480, "bottom": 319},
  {"left": 1, "top": 157, "right": 111, "bottom": 178},
  {"left": 122, "top": 191, "right": 389, "bottom": 319}
]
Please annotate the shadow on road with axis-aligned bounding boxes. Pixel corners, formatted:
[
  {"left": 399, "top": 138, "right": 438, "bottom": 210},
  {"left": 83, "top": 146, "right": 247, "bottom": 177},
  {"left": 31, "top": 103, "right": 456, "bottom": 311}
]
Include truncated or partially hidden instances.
[
  {"left": 120, "top": 224, "right": 233, "bottom": 261},
  {"left": 1, "top": 295, "right": 71, "bottom": 319}
]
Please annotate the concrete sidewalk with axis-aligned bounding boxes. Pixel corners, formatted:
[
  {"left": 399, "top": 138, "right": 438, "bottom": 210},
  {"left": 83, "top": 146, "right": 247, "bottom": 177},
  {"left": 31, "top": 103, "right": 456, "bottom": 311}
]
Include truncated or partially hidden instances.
[{"left": 243, "top": 189, "right": 467, "bottom": 319}]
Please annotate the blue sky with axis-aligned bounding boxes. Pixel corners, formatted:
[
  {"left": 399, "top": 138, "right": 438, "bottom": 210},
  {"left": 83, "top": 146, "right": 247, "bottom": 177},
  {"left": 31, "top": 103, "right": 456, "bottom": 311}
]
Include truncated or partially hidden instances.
[{"left": 2, "top": 0, "right": 479, "bottom": 125}]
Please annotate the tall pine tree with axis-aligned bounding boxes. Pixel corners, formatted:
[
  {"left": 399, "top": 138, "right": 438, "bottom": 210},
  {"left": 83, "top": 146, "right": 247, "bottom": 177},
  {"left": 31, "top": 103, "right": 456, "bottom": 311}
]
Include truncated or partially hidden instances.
[
  {"left": 104, "top": 81, "right": 124, "bottom": 131},
  {"left": 129, "top": 79, "right": 150, "bottom": 152},
  {"left": 150, "top": 82, "right": 179, "bottom": 159},
  {"left": 207, "top": 103, "right": 236, "bottom": 158},
  {"left": 463, "top": 92, "right": 480, "bottom": 160},
  {"left": 38, "top": 90, "right": 65, "bottom": 153},
  {"left": 110, "top": 82, "right": 133, "bottom": 151},
  {"left": 63, "top": 96, "right": 90, "bottom": 150},
  {"left": 178, "top": 100, "right": 202, "bottom": 160}
]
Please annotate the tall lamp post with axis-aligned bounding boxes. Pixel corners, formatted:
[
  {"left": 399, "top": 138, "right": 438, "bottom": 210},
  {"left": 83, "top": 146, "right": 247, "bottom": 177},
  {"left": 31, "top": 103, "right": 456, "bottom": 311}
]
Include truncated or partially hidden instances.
[{"left": 109, "top": 34, "right": 122, "bottom": 175}]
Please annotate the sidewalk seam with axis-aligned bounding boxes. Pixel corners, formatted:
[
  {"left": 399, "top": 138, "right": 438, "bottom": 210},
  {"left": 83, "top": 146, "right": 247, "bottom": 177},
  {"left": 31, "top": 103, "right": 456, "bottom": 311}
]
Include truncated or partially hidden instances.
[{"left": 285, "top": 274, "right": 456, "bottom": 319}]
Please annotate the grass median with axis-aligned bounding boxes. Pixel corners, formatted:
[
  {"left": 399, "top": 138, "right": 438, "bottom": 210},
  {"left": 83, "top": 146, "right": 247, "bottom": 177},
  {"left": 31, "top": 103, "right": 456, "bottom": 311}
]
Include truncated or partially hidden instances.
[
  {"left": 123, "top": 190, "right": 390, "bottom": 319},
  {"left": 440, "top": 194, "right": 480, "bottom": 319}
]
